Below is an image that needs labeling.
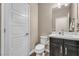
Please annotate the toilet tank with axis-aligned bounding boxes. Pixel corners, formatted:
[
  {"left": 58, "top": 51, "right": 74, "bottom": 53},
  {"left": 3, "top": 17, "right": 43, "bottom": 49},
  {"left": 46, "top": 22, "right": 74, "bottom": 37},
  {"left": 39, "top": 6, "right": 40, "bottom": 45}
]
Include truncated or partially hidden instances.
[{"left": 40, "top": 36, "right": 49, "bottom": 45}]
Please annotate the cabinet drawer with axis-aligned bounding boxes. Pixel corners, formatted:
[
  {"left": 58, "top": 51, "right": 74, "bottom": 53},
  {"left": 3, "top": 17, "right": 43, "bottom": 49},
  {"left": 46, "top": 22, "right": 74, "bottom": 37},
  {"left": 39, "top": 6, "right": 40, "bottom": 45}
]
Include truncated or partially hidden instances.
[{"left": 50, "top": 37, "right": 63, "bottom": 44}]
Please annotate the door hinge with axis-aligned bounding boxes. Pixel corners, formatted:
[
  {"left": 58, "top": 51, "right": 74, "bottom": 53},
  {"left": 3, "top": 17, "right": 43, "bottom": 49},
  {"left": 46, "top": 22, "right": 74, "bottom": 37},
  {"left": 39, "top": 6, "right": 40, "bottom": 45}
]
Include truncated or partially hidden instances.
[{"left": 4, "top": 28, "right": 6, "bottom": 32}]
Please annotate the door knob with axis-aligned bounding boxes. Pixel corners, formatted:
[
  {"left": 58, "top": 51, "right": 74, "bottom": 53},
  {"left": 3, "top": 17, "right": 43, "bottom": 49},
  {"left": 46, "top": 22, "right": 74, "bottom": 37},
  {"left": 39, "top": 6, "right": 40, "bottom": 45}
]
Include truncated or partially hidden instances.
[{"left": 25, "top": 33, "right": 29, "bottom": 35}]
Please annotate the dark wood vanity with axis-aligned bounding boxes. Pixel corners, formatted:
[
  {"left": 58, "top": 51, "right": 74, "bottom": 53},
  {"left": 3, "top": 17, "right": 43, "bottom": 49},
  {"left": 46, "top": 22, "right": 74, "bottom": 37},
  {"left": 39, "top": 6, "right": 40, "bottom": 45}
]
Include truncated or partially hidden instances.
[{"left": 50, "top": 37, "right": 79, "bottom": 56}]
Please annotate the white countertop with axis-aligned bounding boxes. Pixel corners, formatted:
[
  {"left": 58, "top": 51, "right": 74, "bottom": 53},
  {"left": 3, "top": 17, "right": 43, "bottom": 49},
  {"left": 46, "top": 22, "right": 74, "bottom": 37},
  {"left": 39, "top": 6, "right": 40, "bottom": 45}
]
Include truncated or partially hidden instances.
[{"left": 49, "top": 32, "right": 79, "bottom": 41}]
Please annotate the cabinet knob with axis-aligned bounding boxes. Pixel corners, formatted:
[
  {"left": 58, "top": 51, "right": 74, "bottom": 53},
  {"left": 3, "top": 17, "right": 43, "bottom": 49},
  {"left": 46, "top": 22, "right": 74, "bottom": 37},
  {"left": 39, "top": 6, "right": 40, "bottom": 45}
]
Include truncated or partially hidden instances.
[{"left": 60, "top": 45, "right": 62, "bottom": 54}]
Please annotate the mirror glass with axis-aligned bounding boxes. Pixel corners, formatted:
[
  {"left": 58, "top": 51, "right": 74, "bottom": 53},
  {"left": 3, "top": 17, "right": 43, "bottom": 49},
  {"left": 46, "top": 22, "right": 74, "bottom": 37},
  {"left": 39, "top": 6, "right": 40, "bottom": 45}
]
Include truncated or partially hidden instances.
[
  {"left": 52, "top": 3, "right": 70, "bottom": 32},
  {"left": 52, "top": 3, "right": 79, "bottom": 32}
]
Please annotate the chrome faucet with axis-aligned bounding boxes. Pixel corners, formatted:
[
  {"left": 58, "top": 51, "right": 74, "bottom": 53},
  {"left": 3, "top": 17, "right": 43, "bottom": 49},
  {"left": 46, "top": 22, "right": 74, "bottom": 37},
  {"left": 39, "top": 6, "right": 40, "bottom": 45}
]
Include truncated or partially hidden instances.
[
  {"left": 58, "top": 29, "right": 64, "bottom": 35},
  {"left": 61, "top": 29, "right": 64, "bottom": 35}
]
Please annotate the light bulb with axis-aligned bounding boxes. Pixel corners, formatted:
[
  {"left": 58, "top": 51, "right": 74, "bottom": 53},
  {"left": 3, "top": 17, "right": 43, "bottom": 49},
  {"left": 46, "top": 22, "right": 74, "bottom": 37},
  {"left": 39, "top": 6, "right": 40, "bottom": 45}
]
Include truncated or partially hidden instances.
[
  {"left": 65, "top": 4, "right": 68, "bottom": 6},
  {"left": 57, "top": 3, "right": 61, "bottom": 8}
]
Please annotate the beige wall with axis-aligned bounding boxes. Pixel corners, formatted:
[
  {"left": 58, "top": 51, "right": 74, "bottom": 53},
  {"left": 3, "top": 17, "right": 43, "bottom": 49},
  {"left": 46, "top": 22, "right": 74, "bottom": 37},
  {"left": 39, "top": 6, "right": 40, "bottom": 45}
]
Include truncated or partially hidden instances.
[
  {"left": 29, "top": 3, "right": 38, "bottom": 50},
  {"left": 38, "top": 3, "right": 53, "bottom": 40},
  {"left": 29, "top": 3, "right": 53, "bottom": 50},
  {"left": 38, "top": 4, "right": 70, "bottom": 39}
]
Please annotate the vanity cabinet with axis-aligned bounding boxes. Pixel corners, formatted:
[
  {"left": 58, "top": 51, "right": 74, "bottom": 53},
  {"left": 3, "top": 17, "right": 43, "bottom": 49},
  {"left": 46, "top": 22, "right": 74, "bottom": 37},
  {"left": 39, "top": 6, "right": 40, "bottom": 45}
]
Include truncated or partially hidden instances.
[{"left": 50, "top": 37, "right": 79, "bottom": 56}]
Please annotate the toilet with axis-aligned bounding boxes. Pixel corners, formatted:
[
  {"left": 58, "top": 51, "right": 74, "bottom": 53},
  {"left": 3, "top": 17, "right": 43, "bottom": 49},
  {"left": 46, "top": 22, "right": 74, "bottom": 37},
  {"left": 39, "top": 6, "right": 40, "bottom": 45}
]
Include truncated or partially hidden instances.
[
  {"left": 35, "top": 35, "right": 49, "bottom": 56},
  {"left": 35, "top": 44, "right": 45, "bottom": 56}
]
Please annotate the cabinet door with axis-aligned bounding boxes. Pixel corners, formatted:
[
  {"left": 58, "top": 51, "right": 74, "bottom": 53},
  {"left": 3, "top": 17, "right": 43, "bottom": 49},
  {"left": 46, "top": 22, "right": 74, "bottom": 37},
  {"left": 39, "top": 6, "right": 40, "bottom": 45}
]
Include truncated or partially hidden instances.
[
  {"left": 50, "top": 43, "right": 63, "bottom": 56},
  {"left": 64, "top": 45, "right": 77, "bottom": 56}
]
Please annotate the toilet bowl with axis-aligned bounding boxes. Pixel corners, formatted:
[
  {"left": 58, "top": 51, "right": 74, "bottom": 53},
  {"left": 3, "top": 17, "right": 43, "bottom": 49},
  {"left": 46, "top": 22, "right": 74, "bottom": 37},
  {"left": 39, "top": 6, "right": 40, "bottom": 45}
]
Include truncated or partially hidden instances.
[
  {"left": 35, "top": 35, "right": 49, "bottom": 56},
  {"left": 35, "top": 44, "right": 45, "bottom": 56}
]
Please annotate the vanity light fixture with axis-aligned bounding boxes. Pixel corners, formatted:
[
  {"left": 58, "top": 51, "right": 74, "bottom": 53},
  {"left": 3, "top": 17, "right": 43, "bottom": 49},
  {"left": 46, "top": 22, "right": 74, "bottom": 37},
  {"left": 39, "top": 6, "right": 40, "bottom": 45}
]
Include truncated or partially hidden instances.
[
  {"left": 52, "top": 3, "right": 69, "bottom": 9},
  {"left": 57, "top": 3, "right": 68, "bottom": 8}
]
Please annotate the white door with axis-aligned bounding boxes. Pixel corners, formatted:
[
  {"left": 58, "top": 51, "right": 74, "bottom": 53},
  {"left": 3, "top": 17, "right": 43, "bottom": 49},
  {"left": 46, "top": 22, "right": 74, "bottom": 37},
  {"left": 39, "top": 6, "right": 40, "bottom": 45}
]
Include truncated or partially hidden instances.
[{"left": 4, "top": 3, "right": 30, "bottom": 56}]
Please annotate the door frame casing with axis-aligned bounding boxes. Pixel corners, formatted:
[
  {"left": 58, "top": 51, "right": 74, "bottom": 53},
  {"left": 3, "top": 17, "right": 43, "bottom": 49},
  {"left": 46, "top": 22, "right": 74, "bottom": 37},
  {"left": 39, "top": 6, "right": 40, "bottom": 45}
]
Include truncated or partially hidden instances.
[{"left": 1, "top": 3, "right": 5, "bottom": 56}]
